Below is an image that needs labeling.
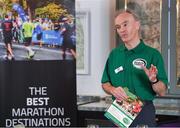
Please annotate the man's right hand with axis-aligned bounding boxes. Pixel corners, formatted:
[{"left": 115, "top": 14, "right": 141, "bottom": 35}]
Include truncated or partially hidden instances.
[
  {"left": 110, "top": 86, "right": 128, "bottom": 101},
  {"left": 102, "top": 83, "right": 128, "bottom": 101}
]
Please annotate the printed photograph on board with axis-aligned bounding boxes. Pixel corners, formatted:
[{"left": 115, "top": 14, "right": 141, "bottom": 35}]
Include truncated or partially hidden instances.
[{"left": 0, "top": 0, "right": 75, "bottom": 61}]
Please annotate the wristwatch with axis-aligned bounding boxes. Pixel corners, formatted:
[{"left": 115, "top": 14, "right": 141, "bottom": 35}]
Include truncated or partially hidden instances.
[{"left": 151, "top": 78, "right": 159, "bottom": 85}]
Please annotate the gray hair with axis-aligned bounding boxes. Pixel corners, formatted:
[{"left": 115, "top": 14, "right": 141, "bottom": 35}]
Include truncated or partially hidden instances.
[{"left": 115, "top": 8, "right": 140, "bottom": 22}]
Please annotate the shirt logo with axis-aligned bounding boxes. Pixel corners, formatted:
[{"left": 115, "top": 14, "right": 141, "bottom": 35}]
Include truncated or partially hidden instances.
[
  {"left": 114, "top": 66, "right": 123, "bottom": 74},
  {"left": 132, "top": 58, "right": 147, "bottom": 69}
]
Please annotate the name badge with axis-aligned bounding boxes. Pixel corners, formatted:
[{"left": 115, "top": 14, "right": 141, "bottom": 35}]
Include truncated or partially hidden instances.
[{"left": 114, "top": 66, "right": 123, "bottom": 74}]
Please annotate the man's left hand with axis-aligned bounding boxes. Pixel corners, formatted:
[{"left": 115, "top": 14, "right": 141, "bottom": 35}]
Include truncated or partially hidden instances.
[{"left": 142, "top": 64, "right": 158, "bottom": 82}]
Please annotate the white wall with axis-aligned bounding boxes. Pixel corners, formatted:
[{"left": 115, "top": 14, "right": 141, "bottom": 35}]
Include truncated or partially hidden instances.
[{"left": 76, "top": 0, "right": 116, "bottom": 96}]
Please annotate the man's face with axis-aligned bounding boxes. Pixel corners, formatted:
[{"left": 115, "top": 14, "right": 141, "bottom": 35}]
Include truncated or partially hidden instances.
[{"left": 115, "top": 12, "right": 140, "bottom": 43}]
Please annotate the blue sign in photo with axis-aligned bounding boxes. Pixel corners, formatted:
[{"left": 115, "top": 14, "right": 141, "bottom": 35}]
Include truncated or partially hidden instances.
[
  {"left": 13, "top": 4, "right": 27, "bottom": 21},
  {"left": 32, "top": 30, "right": 63, "bottom": 46},
  {"left": 42, "top": 30, "right": 63, "bottom": 45}
]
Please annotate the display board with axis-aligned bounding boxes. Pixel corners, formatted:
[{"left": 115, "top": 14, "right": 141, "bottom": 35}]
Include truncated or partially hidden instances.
[{"left": 0, "top": 0, "right": 76, "bottom": 127}]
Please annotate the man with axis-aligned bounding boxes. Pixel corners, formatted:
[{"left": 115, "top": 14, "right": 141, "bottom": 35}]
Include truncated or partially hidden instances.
[
  {"left": 22, "top": 17, "right": 35, "bottom": 59},
  {"left": 101, "top": 9, "right": 168, "bottom": 127},
  {"left": 1, "top": 15, "right": 14, "bottom": 60},
  {"left": 61, "top": 17, "right": 76, "bottom": 60}
]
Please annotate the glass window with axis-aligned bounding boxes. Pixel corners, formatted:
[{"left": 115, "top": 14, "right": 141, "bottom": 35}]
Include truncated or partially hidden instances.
[{"left": 176, "top": 0, "right": 180, "bottom": 86}]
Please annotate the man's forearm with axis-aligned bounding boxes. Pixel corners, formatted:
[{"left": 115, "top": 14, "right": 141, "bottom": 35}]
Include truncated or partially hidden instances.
[
  {"left": 102, "top": 82, "right": 115, "bottom": 95},
  {"left": 152, "top": 81, "right": 167, "bottom": 96}
]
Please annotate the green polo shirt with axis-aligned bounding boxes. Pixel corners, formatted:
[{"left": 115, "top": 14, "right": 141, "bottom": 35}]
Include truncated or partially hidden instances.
[{"left": 101, "top": 40, "right": 168, "bottom": 101}]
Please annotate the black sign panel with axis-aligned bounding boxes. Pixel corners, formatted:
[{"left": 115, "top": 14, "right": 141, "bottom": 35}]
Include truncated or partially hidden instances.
[{"left": 0, "top": 61, "right": 77, "bottom": 127}]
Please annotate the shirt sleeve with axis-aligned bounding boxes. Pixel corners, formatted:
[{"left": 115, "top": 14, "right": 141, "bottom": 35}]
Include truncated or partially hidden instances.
[
  {"left": 101, "top": 58, "right": 110, "bottom": 84},
  {"left": 153, "top": 50, "right": 168, "bottom": 86}
]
